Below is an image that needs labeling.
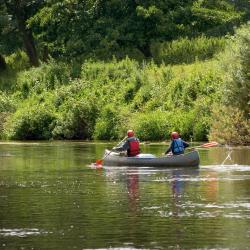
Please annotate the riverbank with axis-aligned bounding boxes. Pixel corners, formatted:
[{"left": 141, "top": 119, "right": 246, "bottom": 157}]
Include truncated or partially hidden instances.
[{"left": 0, "top": 24, "right": 249, "bottom": 145}]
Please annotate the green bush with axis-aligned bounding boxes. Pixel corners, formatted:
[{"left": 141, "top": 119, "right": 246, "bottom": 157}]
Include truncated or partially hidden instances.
[
  {"left": 218, "top": 22, "right": 250, "bottom": 117},
  {"left": 93, "top": 104, "right": 121, "bottom": 140},
  {"left": 16, "top": 59, "right": 72, "bottom": 97},
  {"left": 209, "top": 105, "right": 250, "bottom": 145},
  {"left": 52, "top": 98, "right": 98, "bottom": 139},
  {"left": 0, "top": 92, "right": 16, "bottom": 139},
  {"left": 152, "top": 36, "right": 226, "bottom": 64},
  {"left": 6, "top": 50, "right": 30, "bottom": 72},
  {"left": 0, "top": 91, "right": 16, "bottom": 112},
  {"left": 129, "top": 111, "right": 171, "bottom": 141},
  {"left": 4, "top": 103, "right": 56, "bottom": 140},
  {"left": 0, "top": 51, "right": 30, "bottom": 91}
]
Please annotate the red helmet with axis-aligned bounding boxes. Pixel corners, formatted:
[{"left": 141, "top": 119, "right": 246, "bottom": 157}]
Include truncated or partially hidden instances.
[
  {"left": 171, "top": 131, "right": 179, "bottom": 139},
  {"left": 127, "top": 130, "right": 134, "bottom": 137}
]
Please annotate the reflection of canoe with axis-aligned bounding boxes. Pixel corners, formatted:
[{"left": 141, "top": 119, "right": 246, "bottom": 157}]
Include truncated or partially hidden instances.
[{"left": 103, "top": 150, "right": 200, "bottom": 167}]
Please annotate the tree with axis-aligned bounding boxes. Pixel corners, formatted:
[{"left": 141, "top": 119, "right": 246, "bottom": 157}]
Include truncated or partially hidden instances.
[
  {"left": 2, "top": 0, "right": 45, "bottom": 66},
  {"left": 191, "top": 0, "right": 243, "bottom": 36},
  {"left": 220, "top": 23, "right": 250, "bottom": 117},
  {"left": 28, "top": 0, "right": 244, "bottom": 60}
]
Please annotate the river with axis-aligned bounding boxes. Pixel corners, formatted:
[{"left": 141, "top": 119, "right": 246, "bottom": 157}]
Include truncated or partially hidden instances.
[{"left": 0, "top": 141, "right": 250, "bottom": 250}]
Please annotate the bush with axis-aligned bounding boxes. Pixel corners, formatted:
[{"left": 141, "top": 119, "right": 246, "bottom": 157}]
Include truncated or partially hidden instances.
[
  {"left": 218, "top": 22, "right": 250, "bottom": 117},
  {"left": 0, "top": 51, "right": 30, "bottom": 91},
  {"left": 0, "top": 91, "right": 16, "bottom": 112},
  {"left": 4, "top": 103, "right": 56, "bottom": 140},
  {"left": 0, "top": 92, "right": 16, "bottom": 139},
  {"left": 152, "top": 36, "right": 226, "bottom": 64},
  {"left": 93, "top": 104, "right": 120, "bottom": 140},
  {"left": 129, "top": 111, "right": 171, "bottom": 141},
  {"left": 209, "top": 105, "right": 250, "bottom": 145},
  {"left": 16, "top": 59, "right": 72, "bottom": 97},
  {"left": 52, "top": 98, "right": 98, "bottom": 139},
  {"left": 5, "top": 50, "right": 30, "bottom": 72}
]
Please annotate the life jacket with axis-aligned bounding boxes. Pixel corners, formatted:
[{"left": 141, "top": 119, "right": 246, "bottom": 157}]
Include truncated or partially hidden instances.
[
  {"left": 172, "top": 138, "right": 184, "bottom": 154},
  {"left": 127, "top": 137, "right": 140, "bottom": 157}
]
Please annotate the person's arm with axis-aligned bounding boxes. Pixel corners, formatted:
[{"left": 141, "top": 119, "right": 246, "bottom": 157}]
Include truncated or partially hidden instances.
[
  {"left": 165, "top": 141, "right": 173, "bottom": 154},
  {"left": 183, "top": 140, "right": 189, "bottom": 148},
  {"left": 113, "top": 140, "right": 129, "bottom": 152}
]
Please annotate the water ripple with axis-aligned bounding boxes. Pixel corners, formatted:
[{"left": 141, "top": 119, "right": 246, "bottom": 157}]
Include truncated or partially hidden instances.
[{"left": 0, "top": 228, "right": 49, "bottom": 237}]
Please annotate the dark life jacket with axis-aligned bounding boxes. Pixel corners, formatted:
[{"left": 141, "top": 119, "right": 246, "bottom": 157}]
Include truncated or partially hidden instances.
[
  {"left": 128, "top": 138, "right": 140, "bottom": 157},
  {"left": 172, "top": 138, "right": 184, "bottom": 154}
]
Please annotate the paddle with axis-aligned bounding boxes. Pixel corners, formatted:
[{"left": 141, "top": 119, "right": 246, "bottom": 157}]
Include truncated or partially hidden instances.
[
  {"left": 190, "top": 141, "right": 218, "bottom": 150},
  {"left": 95, "top": 136, "right": 127, "bottom": 165}
]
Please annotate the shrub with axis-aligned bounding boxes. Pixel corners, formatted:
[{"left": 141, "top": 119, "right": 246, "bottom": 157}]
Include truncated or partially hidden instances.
[
  {"left": 0, "top": 91, "right": 15, "bottom": 112},
  {"left": 16, "top": 59, "right": 72, "bottom": 97},
  {"left": 52, "top": 98, "right": 98, "bottom": 139},
  {"left": 218, "top": 22, "right": 250, "bottom": 117},
  {"left": 4, "top": 103, "right": 56, "bottom": 140},
  {"left": 209, "top": 105, "right": 250, "bottom": 145},
  {"left": 0, "top": 92, "right": 16, "bottom": 139},
  {"left": 129, "top": 111, "right": 171, "bottom": 141},
  {"left": 5, "top": 50, "right": 29, "bottom": 72},
  {"left": 0, "top": 51, "right": 29, "bottom": 91},
  {"left": 152, "top": 36, "right": 226, "bottom": 64},
  {"left": 93, "top": 104, "right": 120, "bottom": 140}
]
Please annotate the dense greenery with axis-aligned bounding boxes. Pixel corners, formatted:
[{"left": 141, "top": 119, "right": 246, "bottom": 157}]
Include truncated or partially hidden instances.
[{"left": 0, "top": 1, "right": 249, "bottom": 144}]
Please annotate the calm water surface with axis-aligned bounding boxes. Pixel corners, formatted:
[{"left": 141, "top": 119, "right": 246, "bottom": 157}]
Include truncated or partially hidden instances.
[{"left": 0, "top": 141, "right": 250, "bottom": 250}]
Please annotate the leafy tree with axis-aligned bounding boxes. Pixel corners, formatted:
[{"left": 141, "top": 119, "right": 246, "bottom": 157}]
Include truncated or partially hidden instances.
[
  {"left": 219, "top": 23, "right": 250, "bottom": 117},
  {"left": 1, "top": 0, "right": 45, "bottom": 66},
  {"left": 231, "top": 0, "right": 250, "bottom": 20},
  {"left": 191, "top": 0, "right": 243, "bottom": 36},
  {"left": 0, "top": 2, "right": 22, "bottom": 55},
  {"left": 29, "top": 0, "right": 243, "bottom": 60}
]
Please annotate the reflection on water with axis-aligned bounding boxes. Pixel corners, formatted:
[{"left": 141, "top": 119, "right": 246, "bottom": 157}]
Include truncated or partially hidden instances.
[
  {"left": 0, "top": 228, "right": 48, "bottom": 237},
  {"left": 0, "top": 141, "right": 250, "bottom": 249}
]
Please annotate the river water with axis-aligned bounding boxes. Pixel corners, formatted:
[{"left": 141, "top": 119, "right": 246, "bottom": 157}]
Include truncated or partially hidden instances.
[{"left": 0, "top": 141, "right": 250, "bottom": 250}]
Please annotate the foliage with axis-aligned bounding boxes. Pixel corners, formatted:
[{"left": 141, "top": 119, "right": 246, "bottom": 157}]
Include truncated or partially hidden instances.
[
  {"left": 52, "top": 98, "right": 98, "bottom": 140},
  {"left": 0, "top": 51, "right": 29, "bottom": 91},
  {"left": 0, "top": 91, "right": 15, "bottom": 138},
  {"left": 0, "top": 90, "right": 15, "bottom": 112},
  {"left": 152, "top": 36, "right": 226, "bottom": 64},
  {"left": 218, "top": 22, "right": 250, "bottom": 117},
  {"left": 4, "top": 102, "right": 56, "bottom": 140},
  {"left": 27, "top": 0, "right": 245, "bottom": 60},
  {"left": 93, "top": 104, "right": 121, "bottom": 140},
  {"left": 0, "top": 20, "right": 249, "bottom": 145},
  {"left": 0, "top": 2, "right": 22, "bottom": 54},
  {"left": 128, "top": 111, "right": 171, "bottom": 141},
  {"left": 16, "top": 59, "right": 73, "bottom": 97},
  {"left": 209, "top": 105, "right": 250, "bottom": 145}
]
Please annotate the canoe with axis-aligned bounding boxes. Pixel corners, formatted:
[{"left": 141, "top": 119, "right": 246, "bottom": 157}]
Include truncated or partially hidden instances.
[{"left": 103, "top": 150, "right": 200, "bottom": 167}]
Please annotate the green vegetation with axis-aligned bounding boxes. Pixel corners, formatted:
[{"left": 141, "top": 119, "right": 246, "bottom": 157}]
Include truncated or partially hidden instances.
[{"left": 0, "top": 1, "right": 249, "bottom": 145}]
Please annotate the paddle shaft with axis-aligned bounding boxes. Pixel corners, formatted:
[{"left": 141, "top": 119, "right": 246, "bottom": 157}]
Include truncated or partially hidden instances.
[
  {"left": 96, "top": 136, "right": 128, "bottom": 164},
  {"left": 189, "top": 141, "right": 218, "bottom": 150}
]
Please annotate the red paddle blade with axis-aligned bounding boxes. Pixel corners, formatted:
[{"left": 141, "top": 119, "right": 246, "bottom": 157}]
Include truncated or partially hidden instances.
[
  {"left": 201, "top": 141, "right": 218, "bottom": 148},
  {"left": 95, "top": 159, "right": 103, "bottom": 165}
]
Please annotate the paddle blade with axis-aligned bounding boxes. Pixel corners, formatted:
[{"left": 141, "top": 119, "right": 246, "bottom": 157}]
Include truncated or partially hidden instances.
[
  {"left": 201, "top": 141, "right": 218, "bottom": 148},
  {"left": 95, "top": 159, "right": 103, "bottom": 165}
]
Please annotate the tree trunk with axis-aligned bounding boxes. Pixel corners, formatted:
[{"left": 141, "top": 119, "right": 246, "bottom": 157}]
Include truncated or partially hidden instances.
[
  {"left": 5, "top": 0, "right": 39, "bottom": 67},
  {"left": 17, "top": 18, "right": 39, "bottom": 67},
  {"left": 0, "top": 54, "right": 7, "bottom": 71}
]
